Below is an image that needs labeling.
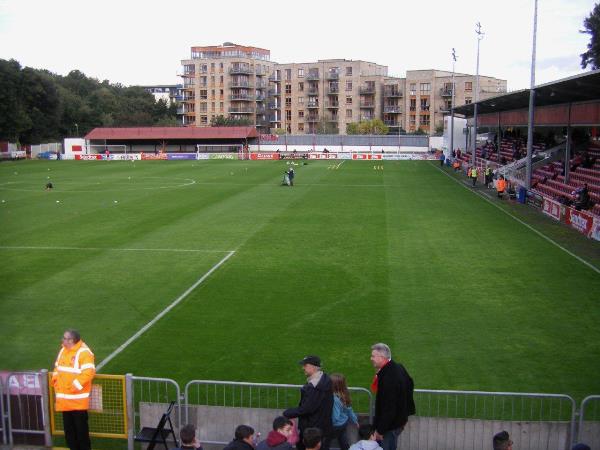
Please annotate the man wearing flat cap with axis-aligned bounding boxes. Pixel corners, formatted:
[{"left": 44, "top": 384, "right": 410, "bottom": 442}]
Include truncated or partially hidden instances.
[
  {"left": 493, "top": 431, "right": 513, "bottom": 450},
  {"left": 283, "top": 355, "right": 333, "bottom": 450}
]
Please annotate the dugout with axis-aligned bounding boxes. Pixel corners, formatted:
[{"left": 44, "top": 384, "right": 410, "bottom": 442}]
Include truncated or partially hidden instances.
[{"left": 84, "top": 126, "right": 258, "bottom": 154}]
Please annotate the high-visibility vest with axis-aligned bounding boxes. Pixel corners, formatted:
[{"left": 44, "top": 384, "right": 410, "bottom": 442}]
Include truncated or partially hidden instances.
[
  {"left": 471, "top": 168, "right": 478, "bottom": 177},
  {"left": 497, "top": 179, "right": 506, "bottom": 192},
  {"left": 52, "top": 341, "right": 95, "bottom": 411}
]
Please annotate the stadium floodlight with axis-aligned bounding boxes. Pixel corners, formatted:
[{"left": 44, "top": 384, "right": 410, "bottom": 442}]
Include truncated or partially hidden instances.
[
  {"left": 525, "top": 0, "right": 539, "bottom": 188},
  {"left": 472, "top": 23, "right": 484, "bottom": 168},
  {"left": 450, "top": 48, "right": 458, "bottom": 159}
]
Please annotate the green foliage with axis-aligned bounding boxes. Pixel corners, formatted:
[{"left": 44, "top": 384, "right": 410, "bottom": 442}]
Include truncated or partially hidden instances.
[
  {"left": 346, "top": 118, "right": 388, "bottom": 135},
  {"left": 0, "top": 59, "right": 178, "bottom": 144},
  {"left": 316, "top": 118, "right": 339, "bottom": 134},
  {"left": 271, "top": 128, "right": 286, "bottom": 135},
  {"left": 210, "top": 115, "right": 253, "bottom": 127},
  {"left": 435, "top": 124, "right": 445, "bottom": 136},
  {"left": 581, "top": 2, "right": 600, "bottom": 69}
]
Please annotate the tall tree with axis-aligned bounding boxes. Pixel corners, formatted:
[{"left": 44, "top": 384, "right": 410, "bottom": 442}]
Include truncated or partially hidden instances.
[{"left": 581, "top": 2, "right": 600, "bottom": 69}]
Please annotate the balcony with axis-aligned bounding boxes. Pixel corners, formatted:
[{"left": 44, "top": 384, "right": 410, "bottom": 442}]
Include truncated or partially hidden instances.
[
  {"left": 359, "top": 86, "right": 376, "bottom": 94},
  {"left": 360, "top": 102, "right": 375, "bottom": 109},
  {"left": 325, "top": 101, "right": 339, "bottom": 109},
  {"left": 268, "top": 74, "right": 281, "bottom": 82},
  {"left": 229, "top": 94, "right": 254, "bottom": 101},
  {"left": 384, "top": 89, "right": 403, "bottom": 98},
  {"left": 360, "top": 115, "right": 374, "bottom": 121},
  {"left": 255, "top": 94, "right": 266, "bottom": 101},
  {"left": 384, "top": 120, "right": 400, "bottom": 127},
  {"left": 268, "top": 103, "right": 280, "bottom": 109},
  {"left": 421, "top": 105, "right": 430, "bottom": 111},
  {"left": 409, "top": 106, "right": 416, "bottom": 112},
  {"left": 177, "top": 106, "right": 185, "bottom": 115},
  {"left": 255, "top": 67, "right": 267, "bottom": 77},
  {"left": 305, "top": 115, "right": 320, "bottom": 122},
  {"left": 229, "top": 81, "right": 253, "bottom": 88},
  {"left": 256, "top": 120, "right": 270, "bottom": 128},
  {"left": 179, "top": 71, "right": 195, "bottom": 77},
  {"left": 307, "top": 101, "right": 319, "bottom": 109},
  {"left": 307, "top": 88, "right": 319, "bottom": 95},
  {"left": 269, "top": 116, "right": 281, "bottom": 122},
  {"left": 229, "top": 66, "right": 253, "bottom": 75},
  {"left": 325, "top": 115, "right": 338, "bottom": 122},
  {"left": 384, "top": 106, "right": 402, "bottom": 113},
  {"left": 326, "top": 87, "right": 339, "bottom": 95},
  {"left": 256, "top": 80, "right": 268, "bottom": 89},
  {"left": 256, "top": 106, "right": 266, "bottom": 114},
  {"left": 326, "top": 72, "right": 339, "bottom": 80},
  {"left": 228, "top": 107, "right": 255, "bottom": 114},
  {"left": 439, "top": 106, "right": 451, "bottom": 113},
  {"left": 440, "top": 88, "right": 453, "bottom": 97},
  {"left": 306, "top": 73, "right": 320, "bottom": 80}
]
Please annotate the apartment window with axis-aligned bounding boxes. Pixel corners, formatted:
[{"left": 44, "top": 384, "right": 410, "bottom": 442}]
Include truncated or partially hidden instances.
[
  {"left": 200, "top": 76, "right": 207, "bottom": 86},
  {"left": 420, "top": 114, "right": 430, "bottom": 126},
  {"left": 285, "top": 84, "right": 292, "bottom": 94},
  {"left": 465, "top": 81, "right": 473, "bottom": 91},
  {"left": 211, "top": 102, "right": 215, "bottom": 111},
  {"left": 420, "top": 98, "right": 430, "bottom": 111},
  {"left": 299, "top": 110, "right": 304, "bottom": 118},
  {"left": 346, "top": 81, "right": 352, "bottom": 91},
  {"left": 286, "top": 69, "right": 292, "bottom": 81},
  {"left": 420, "top": 83, "right": 431, "bottom": 93},
  {"left": 210, "top": 63, "right": 215, "bottom": 71},
  {"left": 410, "top": 98, "right": 416, "bottom": 111},
  {"left": 211, "top": 89, "right": 215, "bottom": 98},
  {"left": 211, "top": 76, "right": 215, "bottom": 85},
  {"left": 465, "top": 97, "right": 472, "bottom": 104},
  {"left": 409, "top": 115, "right": 416, "bottom": 126},
  {"left": 220, "top": 76, "right": 224, "bottom": 84},
  {"left": 220, "top": 102, "right": 224, "bottom": 111},
  {"left": 220, "top": 89, "right": 224, "bottom": 96},
  {"left": 199, "top": 103, "right": 207, "bottom": 112},
  {"left": 298, "top": 97, "right": 304, "bottom": 104},
  {"left": 298, "top": 82, "right": 304, "bottom": 92},
  {"left": 200, "top": 90, "right": 207, "bottom": 100},
  {"left": 346, "top": 96, "right": 352, "bottom": 105},
  {"left": 410, "top": 83, "right": 416, "bottom": 95},
  {"left": 286, "top": 110, "right": 292, "bottom": 121},
  {"left": 200, "top": 116, "right": 208, "bottom": 125},
  {"left": 346, "top": 109, "right": 352, "bottom": 119},
  {"left": 219, "top": 62, "right": 223, "bottom": 69},
  {"left": 285, "top": 97, "right": 292, "bottom": 107},
  {"left": 444, "top": 99, "right": 452, "bottom": 109},
  {"left": 346, "top": 67, "right": 352, "bottom": 76},
  {"left": 200, "top": 64, "right": 208, "bottom": 73},
  {"left": 298, "top": 68, "right": 304, "bottom": 78},
  {"left": 298, "top": 123, "right": 304, "bottom": 132}
]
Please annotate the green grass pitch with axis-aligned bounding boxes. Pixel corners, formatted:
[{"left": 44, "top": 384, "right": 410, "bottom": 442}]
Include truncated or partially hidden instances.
[{"left": 1, "top": 159, "right": 599, "bottom": 402}]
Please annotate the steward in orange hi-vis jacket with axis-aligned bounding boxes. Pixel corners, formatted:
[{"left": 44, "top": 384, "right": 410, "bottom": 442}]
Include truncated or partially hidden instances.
[{"left": 52, "top": 329, "right": 95, "bottom": 450}]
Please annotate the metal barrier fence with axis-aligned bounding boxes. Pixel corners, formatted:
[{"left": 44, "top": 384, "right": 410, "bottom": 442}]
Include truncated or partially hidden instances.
[
  {"left": 258, "top": 134, "right": 429, "bottom": 148},
  {"left": 406, "top": 389, "right": 576, "bottom": 450},
  {"left": 0, "top": 375, "right": 5, "bottom": 445},
  {"left": 183, "top": 380, "right": 372, "bottom": 444},
  {"left": 127, "top": 375, "right": 181, "bottom": 449},
  {"left": 578, "top": 395, "right": 600, "bottom": 448},
  {"left": 4, "top": 370, "right": 51, "bottom": 447}
]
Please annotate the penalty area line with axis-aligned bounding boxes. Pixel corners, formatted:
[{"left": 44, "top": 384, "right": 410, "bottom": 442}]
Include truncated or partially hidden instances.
[
  {"left": 431, "top": 163, "right": 600, "bottom": 275},
  {"left": 0, "top": 246, "right": 233, "bottom": 253},
  {"left": 96, "top": 250, "right": 236, "bottom": 371}
]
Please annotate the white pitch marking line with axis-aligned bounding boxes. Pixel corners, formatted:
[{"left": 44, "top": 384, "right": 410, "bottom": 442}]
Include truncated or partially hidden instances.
[
  {"left": 431, "top": 163, "right": 600, "bottom": 275},
  {"left": 0, "top": 246, "right": 233, "bottom": 253},
  {"left": 96, "top": 250, "right": 236, "bottom": 371}
]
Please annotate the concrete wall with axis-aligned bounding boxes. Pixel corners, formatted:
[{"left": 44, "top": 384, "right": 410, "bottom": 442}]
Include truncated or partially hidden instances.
[{"left": 139, "top": 403, "right": 577, "bottom": 450}]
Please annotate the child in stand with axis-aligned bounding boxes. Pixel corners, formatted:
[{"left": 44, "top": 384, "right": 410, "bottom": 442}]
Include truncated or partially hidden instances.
[
  {"left": 348, "top": 425, "right": 382, "bottom": 450},
  {"left": 331, "top": 373, "right": 358, "bottom": 450}
]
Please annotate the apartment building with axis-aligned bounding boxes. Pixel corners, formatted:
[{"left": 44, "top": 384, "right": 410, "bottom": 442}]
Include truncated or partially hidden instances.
[
  {"left": 179, "top": 43, "right": 274, "bottom": 129},
  {"left": 179, "top": 43, "right": 507, "bottom": 135}
]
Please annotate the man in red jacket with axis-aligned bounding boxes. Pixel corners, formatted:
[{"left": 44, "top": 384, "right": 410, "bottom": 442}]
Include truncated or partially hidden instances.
[
  {"left": 370, "top": 343, "right": 415, "bottom": 450},
  {"left": 52, "top": 329, "right": 95, "bottom": 450}
]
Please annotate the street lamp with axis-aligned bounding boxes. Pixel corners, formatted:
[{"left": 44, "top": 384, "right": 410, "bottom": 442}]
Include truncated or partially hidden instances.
[
  {"left": 472, "top": 22, "right": 484, "bottom": 167},
  {"left": 450, "top": 48, "right": 457, "bottom": 158},
  {"left": 74, "top": 123, "right": 79, "bottom": 137}
]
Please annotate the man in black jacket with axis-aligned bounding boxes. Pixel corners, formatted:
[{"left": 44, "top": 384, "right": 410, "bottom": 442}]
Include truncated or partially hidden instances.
[
  {"left": 370, "top": 343, "right": 415, "bottom": 450},
  {"left": 224, "top": 425, "right": 256, "bottom": 450},
  {"left": 283, "top": 356, "right": 333, "bottom": 450}
]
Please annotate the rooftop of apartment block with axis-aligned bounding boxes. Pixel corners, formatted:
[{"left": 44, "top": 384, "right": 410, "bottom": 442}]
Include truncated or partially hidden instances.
[{"left": 189, "top": 42, "right": 271, "bottom": 61}]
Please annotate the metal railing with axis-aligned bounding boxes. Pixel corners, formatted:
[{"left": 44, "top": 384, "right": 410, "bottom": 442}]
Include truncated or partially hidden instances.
[
  {"left": 184, "top": 380, "right": 372, "bottom": 444},
  {"left": 5, "top": 370, "right": 51, "bottom": 447},
  {"left": 407, "top": 389, "right": 576, "bottom": 450},
  {"left": 0, "top": 376, "right": 5, "bottom": 445},
  {"left": 578, "top": 395, "right": 600, "bottom": 448},
  {"left": 127, "top": 375, "right": 181, "bottom": 449}
]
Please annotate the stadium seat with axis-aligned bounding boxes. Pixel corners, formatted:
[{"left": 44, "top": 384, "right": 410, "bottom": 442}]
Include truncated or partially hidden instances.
[{"left": 134, "top": 401, "right": 179, "bottom": 450}]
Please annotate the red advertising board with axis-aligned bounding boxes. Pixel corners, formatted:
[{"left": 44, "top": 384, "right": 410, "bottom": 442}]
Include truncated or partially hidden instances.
[
  {"left": 0, "top": 371, "right": 42, "bottom": 395},
  {"left": 72, "top": 145, "right": 82, "bottom": 152},
  {"left": 542, "top": 197, "right": 561, "bottom": 221},
  {"left": 564, "top": 208, "right": 594, "bottom": 236},
  {"left": 75, "top": 154, "right": 102, "bottom": 160},
  {"left": 250, "top": 153, "right": 280, "bottom": 160}
]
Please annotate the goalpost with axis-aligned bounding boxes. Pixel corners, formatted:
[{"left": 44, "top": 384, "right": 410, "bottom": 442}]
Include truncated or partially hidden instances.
[{"left": 84, "top": 144, "right": 128, "bottom": 154}]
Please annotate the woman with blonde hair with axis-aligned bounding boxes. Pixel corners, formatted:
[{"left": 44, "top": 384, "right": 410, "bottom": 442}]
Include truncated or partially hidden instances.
[{"left": 331, "top": 373, "right": 358, "bottom": 450}]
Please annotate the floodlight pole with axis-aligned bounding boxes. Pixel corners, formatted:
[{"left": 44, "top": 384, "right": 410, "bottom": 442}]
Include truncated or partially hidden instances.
[
  {"left": 472, "top": 23, "right": 484, "bottom": 168},
  {"left": 525, "top": 0, "right": 538, "bottom": 189},
  {"left": 450, "top": 48, "right": 457, "bottom": 158}
]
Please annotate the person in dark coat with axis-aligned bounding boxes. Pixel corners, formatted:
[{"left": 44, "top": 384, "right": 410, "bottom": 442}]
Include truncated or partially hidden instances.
[
  {"left": 256, "top": 416, "right": 293, "bottom": 450},
  {"left": 283, "top": 355, "right": 334, "bottom": 450},
  {"left": 224, "top": 425, "right": 256, "bottom": 450},
  {"left": 370, "top": 343, "right": 415, "bottom": 450}
]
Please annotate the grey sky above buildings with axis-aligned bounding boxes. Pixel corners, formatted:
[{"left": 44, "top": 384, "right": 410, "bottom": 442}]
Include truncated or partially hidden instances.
[{"left": 0, "top": 0, "right": 595, "bottom": 90}]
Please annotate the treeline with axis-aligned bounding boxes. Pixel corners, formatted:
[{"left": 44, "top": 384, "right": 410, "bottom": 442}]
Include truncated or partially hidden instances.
[{"left": 0, "top": 59, "right": 178, "bottom": 144}]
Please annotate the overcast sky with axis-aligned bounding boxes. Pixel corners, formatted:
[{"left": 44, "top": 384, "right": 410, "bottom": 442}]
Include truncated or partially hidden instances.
[{"left": 0, "top": 0, "right": 595, "bottom": 91}]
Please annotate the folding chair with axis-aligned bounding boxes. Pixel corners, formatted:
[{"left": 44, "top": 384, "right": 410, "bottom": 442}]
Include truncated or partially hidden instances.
[{"left": 134, "top": 401, "right": 179, "bottom": 450}]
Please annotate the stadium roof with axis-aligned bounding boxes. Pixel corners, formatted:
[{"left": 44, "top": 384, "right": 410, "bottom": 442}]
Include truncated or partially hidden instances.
[
  {"left": 85, "top": 126, "right": 258, "bottom": 140},
  {"left": 454, "top": 70, "right": 600, "bottom": 117}
]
